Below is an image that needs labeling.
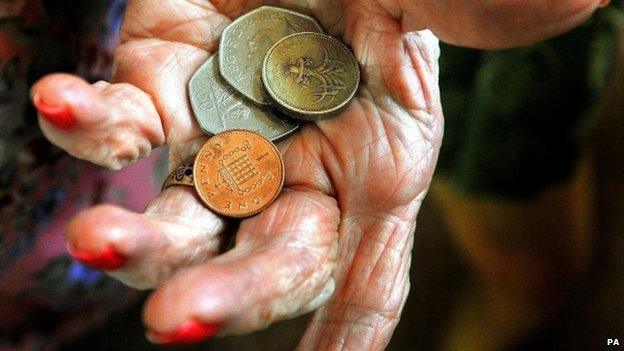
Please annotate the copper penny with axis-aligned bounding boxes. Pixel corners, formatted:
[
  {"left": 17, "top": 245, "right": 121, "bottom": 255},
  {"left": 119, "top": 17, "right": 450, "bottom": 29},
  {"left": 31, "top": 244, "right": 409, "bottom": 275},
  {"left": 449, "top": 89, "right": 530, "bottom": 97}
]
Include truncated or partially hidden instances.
[{"left": 193, "top": 130, "right": 284, "bottom": 218}]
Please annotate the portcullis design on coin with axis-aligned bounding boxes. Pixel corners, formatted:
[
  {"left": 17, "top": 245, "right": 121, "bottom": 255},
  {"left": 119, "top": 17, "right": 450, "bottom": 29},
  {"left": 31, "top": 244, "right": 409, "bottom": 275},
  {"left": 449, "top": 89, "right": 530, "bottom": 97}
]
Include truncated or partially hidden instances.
[
  {"left": 263, "top": 32, "right": 360, "bottom": 120},
  {"left": 193, "top": 130, "right": 284, "bottom": 218},
  {"left": 219, "top": 6, "right": 323, "bottom": 106},
  {"left": 189, "top": 54, "right": 298, "bottom": 141}
]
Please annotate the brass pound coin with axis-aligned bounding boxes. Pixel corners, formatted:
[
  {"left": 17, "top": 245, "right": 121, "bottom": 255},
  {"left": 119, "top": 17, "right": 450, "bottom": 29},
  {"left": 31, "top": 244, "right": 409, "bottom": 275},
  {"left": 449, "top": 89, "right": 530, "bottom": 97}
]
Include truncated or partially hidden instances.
[
  {"left": 193, "top": 130, "right": 284, "bottom": 218},
  {"left": 219, "top": 6, "right": 323, "bottom": 106},
  {"left": 189, "top": 53, "right": 299, "bottom": 141},
  {"left": 262, "top": 32, "right": 360, "bottom": 120}
]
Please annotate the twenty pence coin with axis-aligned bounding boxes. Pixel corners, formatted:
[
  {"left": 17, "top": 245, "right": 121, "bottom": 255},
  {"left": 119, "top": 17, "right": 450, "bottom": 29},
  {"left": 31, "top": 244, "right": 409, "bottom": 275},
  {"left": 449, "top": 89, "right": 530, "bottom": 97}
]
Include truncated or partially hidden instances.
[
  {"left": 189, "top": 53, "right": 299, "bottom": 141},
  {"left": 219, "top": 6, "right": 323, "bottom": 106},
  {"left": 193, "top": 130, "right": 284, "bottom": 218},
  {"left": 263, "top": 32, "right": 360, "bottom": 120}
]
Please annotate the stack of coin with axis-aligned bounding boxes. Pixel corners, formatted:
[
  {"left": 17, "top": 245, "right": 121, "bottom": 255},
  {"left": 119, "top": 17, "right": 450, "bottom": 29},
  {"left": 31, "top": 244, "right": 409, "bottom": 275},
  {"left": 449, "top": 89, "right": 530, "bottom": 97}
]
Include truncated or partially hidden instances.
[{"left": 170, "top": 6, "right": 360, "bottom": 218}]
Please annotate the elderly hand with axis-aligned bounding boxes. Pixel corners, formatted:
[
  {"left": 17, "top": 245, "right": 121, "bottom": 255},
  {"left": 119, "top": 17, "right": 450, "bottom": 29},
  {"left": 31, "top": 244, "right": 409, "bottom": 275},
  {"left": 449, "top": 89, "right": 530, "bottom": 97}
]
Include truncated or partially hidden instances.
[{"left": 30, "top": 0, "right": 608, "bottom": 349}]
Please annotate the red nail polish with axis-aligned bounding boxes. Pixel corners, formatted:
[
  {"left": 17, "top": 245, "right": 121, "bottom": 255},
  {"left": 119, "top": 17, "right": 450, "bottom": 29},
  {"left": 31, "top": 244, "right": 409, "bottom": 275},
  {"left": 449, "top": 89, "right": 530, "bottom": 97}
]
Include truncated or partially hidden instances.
[
  {"left": 67, "top": 244, "right": 126, "bottom": 270},
  {"left": 33, "top": 93, "right": 76, "bottom": 131},
  {"left": 147, "top": 320, "right": 220, "bottom": 344}
]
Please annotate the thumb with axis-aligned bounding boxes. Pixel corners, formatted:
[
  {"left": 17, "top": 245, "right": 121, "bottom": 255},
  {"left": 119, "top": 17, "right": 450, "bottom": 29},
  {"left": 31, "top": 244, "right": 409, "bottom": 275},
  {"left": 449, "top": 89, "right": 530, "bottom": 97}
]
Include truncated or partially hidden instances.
[{"left": 403, "top": 0, "right": 609, "bottom": 49}]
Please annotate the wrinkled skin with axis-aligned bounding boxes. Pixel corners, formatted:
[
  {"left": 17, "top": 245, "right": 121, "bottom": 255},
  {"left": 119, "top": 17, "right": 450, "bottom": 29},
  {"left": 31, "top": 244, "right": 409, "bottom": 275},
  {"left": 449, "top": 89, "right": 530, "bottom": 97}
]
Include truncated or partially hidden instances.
[{"left": 31, "top": 0, "right": 608, "bottom": 349}]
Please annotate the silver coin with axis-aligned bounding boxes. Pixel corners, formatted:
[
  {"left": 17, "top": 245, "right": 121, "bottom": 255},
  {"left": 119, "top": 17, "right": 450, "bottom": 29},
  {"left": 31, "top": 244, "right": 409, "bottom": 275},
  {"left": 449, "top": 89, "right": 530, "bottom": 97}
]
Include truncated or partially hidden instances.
[
  {"left": 219, "top": 6, "right": 323, "bottom": 106},
  {"left": 189, "top": 54, "right": 299, "bottom": 141}
]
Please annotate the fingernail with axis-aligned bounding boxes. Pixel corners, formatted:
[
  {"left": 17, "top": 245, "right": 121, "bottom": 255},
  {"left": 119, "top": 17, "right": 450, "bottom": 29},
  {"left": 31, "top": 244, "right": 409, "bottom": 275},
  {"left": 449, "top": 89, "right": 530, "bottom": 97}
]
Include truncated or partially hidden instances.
[
  {"left": 147, "top": 320, "right": 220, "bottom": 344},
  {"left": 67, "top": 244, "right": 126, "bottom": 270},
  {"left": 599, "top": 0, "right": 611, "bottom": 7},
  {"left": 33, "top": 92, "right": 76, "bottom": 131}
]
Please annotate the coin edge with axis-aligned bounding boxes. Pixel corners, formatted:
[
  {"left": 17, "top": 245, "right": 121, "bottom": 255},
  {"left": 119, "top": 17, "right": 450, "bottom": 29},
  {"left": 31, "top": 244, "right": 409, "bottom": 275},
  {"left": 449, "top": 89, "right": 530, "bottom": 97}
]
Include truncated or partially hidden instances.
[{"left": 188, "top": 53, "right": 301, "bottom": 141}]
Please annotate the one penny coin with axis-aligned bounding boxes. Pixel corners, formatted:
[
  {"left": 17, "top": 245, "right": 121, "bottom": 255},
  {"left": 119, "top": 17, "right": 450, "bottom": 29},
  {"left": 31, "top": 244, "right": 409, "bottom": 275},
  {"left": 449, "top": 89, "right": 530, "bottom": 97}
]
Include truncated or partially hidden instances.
[
  {"left": 263, "top": 32, "right": 360, "bottom": 120},
  {"left": 193, "top": 130, "right": 284, "bottom": 218}
]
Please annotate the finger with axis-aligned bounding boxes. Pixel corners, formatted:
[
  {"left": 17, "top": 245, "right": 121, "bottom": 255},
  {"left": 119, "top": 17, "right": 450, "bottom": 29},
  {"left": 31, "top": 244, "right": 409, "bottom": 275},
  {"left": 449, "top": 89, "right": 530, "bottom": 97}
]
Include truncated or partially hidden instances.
[
  {"left": 31, "top": 74, "right": 165, "bottom": 170},
  {"left": 32, "top": 0, "right": 233, "bottom": 169},
  {"left": 32, "top": 39, "right": 211, "bottom": 169},
  {"left": 404, "top": 0, "right": 610, "bottom": 49},
  {"left": 110, "top": 39, "right": 210, "bottom": 163},
  {"left": 66, "top": 186, "right": 227, "bottom": 290},
  {"left": 143, "top": 189, "right": 340, "bottom": 344},
  {"left": 298, "top": 212, "right": 418, "bottom": 351}
]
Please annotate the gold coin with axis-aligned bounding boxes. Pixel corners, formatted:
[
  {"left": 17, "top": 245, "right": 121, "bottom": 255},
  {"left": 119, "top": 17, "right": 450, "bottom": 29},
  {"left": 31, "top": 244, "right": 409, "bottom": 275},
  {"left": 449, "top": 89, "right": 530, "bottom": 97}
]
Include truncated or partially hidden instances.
[
  {"left": 262, "top": 32, "right": 360, "bottom": 120},
  {"left": 193, "top": 130, "right": 284, "bottom": 218}
]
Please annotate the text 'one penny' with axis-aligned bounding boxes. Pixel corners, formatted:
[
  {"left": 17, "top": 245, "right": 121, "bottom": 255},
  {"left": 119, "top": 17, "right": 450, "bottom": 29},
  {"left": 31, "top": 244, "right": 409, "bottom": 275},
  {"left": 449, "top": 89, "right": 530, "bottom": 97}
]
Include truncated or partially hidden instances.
[{"left": 193, "top": 130, "right": 284, "bottom": 218}]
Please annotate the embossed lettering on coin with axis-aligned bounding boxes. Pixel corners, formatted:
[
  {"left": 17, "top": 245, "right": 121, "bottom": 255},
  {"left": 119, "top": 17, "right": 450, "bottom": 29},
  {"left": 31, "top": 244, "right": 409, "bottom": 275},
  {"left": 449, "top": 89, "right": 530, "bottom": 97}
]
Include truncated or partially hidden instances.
[
  {"left": 263, "top": 32, "right": 360, "bottom": 120},
  {"left": 193, "top": 130, "right": 284, "bottom": 218},
  {"left": 189, "top": 54, "right": 298, "bottom": 141},
  {"left": 220, "top": 6, "right": 323, "bottom": 106}
]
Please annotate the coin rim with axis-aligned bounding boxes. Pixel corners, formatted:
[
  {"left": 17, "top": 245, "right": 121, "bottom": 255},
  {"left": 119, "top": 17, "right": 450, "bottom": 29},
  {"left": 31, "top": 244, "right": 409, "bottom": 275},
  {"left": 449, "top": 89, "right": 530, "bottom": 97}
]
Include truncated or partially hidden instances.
[
  {"left": 219, "top": 6, "right": 324, "bottom": 106},
  {"left": 193, "top": 129, "right": 285, "bottom": 218},
  {"left": 188, "top": 53, "right": 300, "bottom": 141},
  {"left": 262, "top": 32, "right": 361, "bottom": 118}
]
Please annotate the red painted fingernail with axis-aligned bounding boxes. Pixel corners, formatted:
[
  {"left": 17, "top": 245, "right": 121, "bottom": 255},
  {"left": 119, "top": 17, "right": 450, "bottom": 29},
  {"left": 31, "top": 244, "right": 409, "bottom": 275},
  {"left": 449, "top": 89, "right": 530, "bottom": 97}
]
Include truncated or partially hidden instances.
[
  {"left": 33, "top": 92, "right": 76, "bottom": 131},
  {"left": 147, "top": 320, "right": 220, "bottom": 344},
  {"left": 67, "top": 244, "right": 126, "bottom": 270}
]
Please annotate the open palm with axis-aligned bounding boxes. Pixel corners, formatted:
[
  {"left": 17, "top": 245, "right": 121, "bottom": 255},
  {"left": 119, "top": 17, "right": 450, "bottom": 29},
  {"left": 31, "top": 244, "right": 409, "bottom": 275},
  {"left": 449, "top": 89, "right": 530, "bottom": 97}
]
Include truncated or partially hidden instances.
[{"left": 31, "top": 0, "right": 606, "bottom": 349}]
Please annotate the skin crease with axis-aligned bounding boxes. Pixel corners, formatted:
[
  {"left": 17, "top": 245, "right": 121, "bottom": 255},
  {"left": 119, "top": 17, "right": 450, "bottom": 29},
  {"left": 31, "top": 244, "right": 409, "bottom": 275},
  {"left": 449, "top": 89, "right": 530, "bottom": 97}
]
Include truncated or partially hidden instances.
[{"left": 30, "top": 0, "right": 607, "bottom": 349}]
